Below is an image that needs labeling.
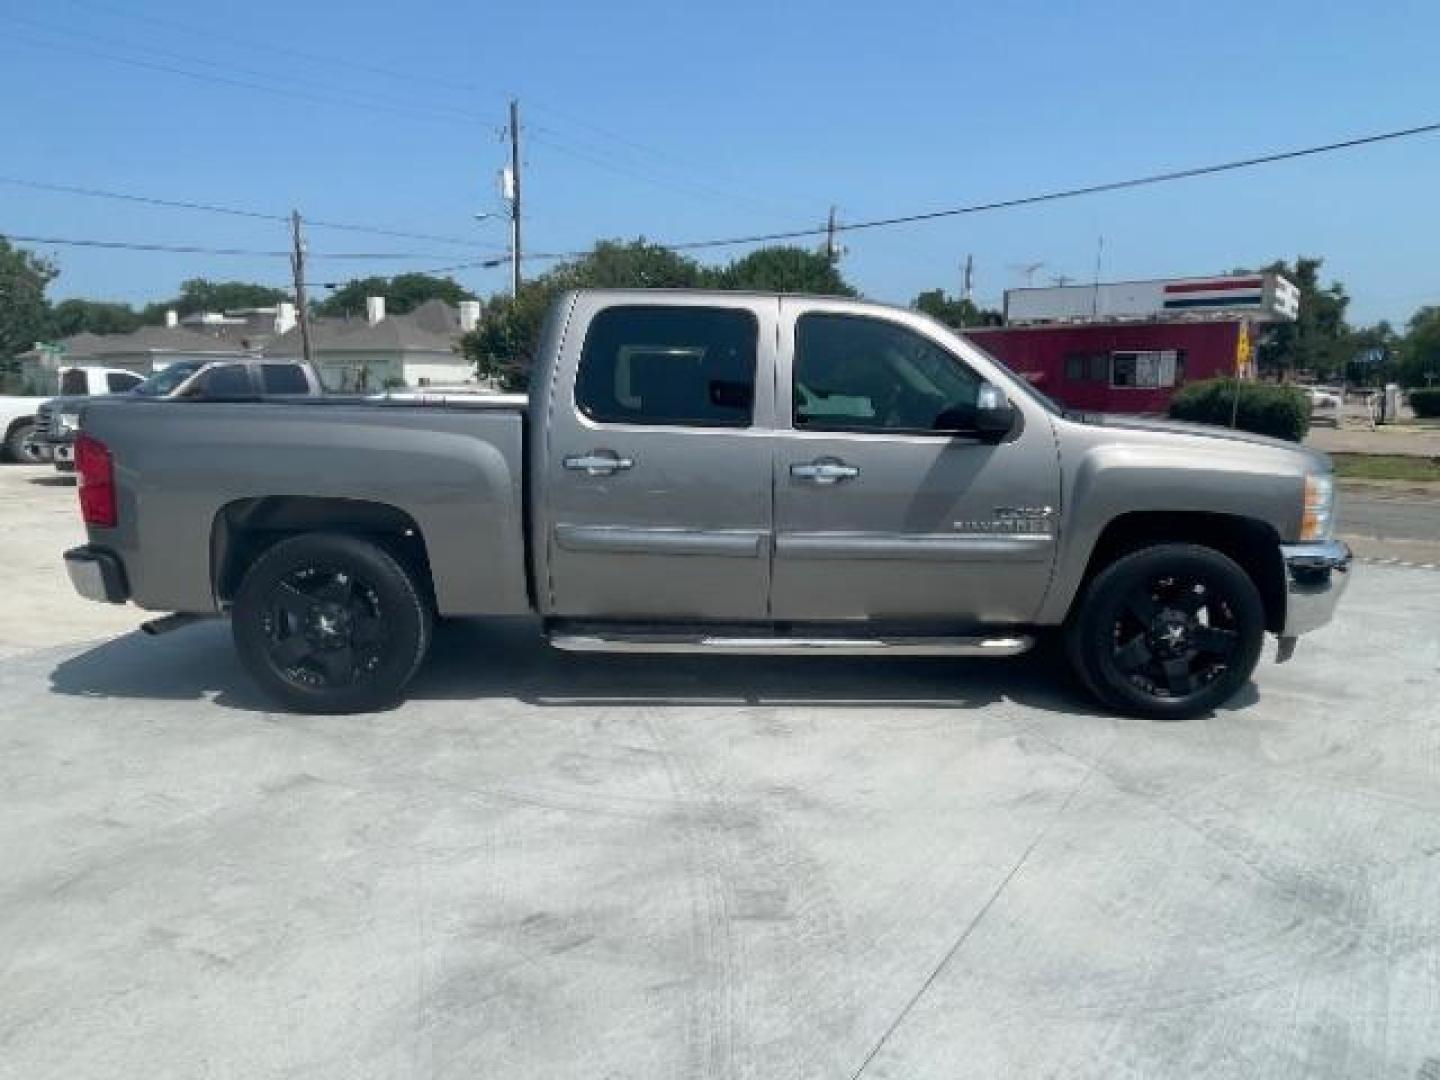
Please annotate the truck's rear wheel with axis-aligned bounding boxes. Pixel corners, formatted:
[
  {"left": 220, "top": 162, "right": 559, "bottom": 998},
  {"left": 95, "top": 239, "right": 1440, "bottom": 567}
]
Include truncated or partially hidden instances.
[
  {"left": 1065, "top": 543, "right": 1264, "bottom": 720},
  {"left": 232, "top": 533, "right": 432, "bottom": 714},
  {"left": 5, "top": 421, "right": 42, "bottom": 464}
]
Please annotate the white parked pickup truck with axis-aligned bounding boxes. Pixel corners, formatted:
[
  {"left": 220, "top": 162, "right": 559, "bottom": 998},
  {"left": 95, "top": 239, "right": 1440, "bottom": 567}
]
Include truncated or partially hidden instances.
[{"left": 0, "top": 366, "right": 144, "bottom": 463}]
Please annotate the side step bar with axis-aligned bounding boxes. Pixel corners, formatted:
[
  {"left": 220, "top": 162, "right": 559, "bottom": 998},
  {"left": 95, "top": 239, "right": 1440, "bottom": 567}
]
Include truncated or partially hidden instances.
[{"left": 547, "top": 631, "right": 1034, "bottom": 657}]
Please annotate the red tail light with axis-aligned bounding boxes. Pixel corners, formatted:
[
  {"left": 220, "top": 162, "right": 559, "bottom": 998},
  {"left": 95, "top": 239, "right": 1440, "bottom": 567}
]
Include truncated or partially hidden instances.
[{"left": 75, "top": 433, "right": 117, "bottom": 528}]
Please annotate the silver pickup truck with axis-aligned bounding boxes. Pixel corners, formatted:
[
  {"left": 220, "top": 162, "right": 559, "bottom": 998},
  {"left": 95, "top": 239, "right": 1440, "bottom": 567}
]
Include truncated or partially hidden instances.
[{"left": 64, "top": 289, "right": 1350, "bottom": 718}]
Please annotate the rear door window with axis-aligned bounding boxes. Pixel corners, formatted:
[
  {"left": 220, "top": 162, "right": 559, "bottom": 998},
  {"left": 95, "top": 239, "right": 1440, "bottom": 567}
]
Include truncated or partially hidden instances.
[
  {"left": 261, "top": 363, "right": 310, "bottom": 394},
  {"left": 197, "top": 364, "right": 254, "bottom": 397},
  {"left": 575, "top": 306, "right": 757, "bottom": 428},
  {"left": 107, "top": 372, "right": 143, "bottom": 392}
]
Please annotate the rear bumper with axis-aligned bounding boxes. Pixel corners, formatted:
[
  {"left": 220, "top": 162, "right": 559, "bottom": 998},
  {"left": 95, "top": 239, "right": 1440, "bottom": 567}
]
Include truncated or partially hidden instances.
[
  {"left": 1278, "top": 539, "right": 1352, "bottom": 638},
  {"left": 64, "top": 545, "right": 130, "bottom": 604}
]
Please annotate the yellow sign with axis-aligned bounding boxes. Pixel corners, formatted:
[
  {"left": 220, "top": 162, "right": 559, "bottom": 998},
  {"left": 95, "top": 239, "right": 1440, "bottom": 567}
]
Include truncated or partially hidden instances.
[{"left": 1236, "top": 322, "right": 1253, "bottom": 378}]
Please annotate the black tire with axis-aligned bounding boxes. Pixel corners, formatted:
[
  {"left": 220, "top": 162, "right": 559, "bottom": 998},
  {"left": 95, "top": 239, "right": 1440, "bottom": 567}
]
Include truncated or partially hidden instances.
[
  {"left": 1065, "top": 543, "right": 1265, "bottom": 720},
  {"left": 5, "top": 421, "right": 42, "bottom": 464},
  {"left": 232, "top": 532, "right": 432, "bottom": 714}
]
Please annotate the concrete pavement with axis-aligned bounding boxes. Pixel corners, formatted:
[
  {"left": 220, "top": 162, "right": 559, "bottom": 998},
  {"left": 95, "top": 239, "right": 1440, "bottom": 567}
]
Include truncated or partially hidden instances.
[{"left": 2, "top": 465, "right": 1440, "bottom": 1078}]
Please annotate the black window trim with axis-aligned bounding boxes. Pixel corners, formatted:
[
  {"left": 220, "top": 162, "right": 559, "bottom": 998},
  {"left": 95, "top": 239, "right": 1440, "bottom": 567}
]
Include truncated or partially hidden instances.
[
  {"left": 573, "top": 304, "right": 761, "bottom": 431},
  {"left": 790, "top": 311, "right": 989, "bottom": 438}
]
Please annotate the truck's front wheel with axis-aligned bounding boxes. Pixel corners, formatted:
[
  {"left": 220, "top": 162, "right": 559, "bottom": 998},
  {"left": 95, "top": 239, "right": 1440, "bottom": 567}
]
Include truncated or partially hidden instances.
[
  {"left": 1065, "top": 543, "right": 1265, "bottom": 720},
  {"left": 232, "top": 533, "right": 432, "bottom": 714}
]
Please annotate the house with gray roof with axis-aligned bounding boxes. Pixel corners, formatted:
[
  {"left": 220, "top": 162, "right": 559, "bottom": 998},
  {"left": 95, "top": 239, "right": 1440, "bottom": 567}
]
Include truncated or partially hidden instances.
[
  {"left": 265, "top": 297, "right": 478, "bottom": 391},
  {"left": 12, "top": 322, "right": 252, "bottom": 390}
]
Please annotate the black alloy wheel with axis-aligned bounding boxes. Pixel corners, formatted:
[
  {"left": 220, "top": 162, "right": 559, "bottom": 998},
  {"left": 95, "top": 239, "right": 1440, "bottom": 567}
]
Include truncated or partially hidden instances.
[
  {"left": 233, "top": 533, "right": 432, "bottom": 714},
  {"left": 262, "top": 565, "right": 387, "bottom": 690},
  {"left": 1066, "top": 543, "right": 1265, "bottom": 720}
]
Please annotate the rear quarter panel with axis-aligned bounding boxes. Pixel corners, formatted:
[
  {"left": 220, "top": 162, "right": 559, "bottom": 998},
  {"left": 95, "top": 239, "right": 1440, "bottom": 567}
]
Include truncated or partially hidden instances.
[{"left": 80, "top": 399, "right": 529, "bottom": 616}]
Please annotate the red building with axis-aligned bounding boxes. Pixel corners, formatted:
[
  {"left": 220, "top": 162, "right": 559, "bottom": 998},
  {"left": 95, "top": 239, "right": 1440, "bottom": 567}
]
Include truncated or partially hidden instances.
[
  {"left": 964, "top": 318, "right": 1246, "bottom": 414},
  {"left": 961, "top": 273, "right": 1296, "bottom": 414}
]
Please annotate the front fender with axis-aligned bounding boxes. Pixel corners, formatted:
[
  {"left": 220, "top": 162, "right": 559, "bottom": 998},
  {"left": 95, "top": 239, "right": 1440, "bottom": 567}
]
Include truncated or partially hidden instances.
[{"left": 1037, "top": 440, "right": 1305, "bottom": 625}]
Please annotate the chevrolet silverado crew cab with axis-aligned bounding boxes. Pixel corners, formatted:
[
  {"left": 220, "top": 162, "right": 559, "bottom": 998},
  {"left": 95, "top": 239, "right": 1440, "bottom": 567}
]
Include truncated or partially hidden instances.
[{"left": 64, "top": 289, "right": 1351, "bottom": 718}]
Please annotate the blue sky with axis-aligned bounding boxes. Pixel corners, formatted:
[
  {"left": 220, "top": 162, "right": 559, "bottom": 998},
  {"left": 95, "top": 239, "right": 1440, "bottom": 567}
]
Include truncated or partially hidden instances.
[{"left": 3, "top": 0, "right": 1437, "bottom": 326}]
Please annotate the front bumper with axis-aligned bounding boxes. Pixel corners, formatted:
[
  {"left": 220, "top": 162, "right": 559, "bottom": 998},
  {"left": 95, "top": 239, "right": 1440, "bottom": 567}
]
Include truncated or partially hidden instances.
[
  {"left": 64, "top": 545, "right": 130, "bottom": 604},
  {"left": 1278, "top": 539, "right": 1352, "bottom": 639}
]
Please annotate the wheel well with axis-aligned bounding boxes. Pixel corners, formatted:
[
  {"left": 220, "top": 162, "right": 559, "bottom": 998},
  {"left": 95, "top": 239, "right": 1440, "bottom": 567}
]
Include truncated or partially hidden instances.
[
  {"left": 1076, "top": 511, "right": 1287, "bottom": 633},
  {"left": 4, "top": 415, "right": 36, "bottom": 442},
  {"left": 212, "top": 497, "right": 435, "bottom": 606}
]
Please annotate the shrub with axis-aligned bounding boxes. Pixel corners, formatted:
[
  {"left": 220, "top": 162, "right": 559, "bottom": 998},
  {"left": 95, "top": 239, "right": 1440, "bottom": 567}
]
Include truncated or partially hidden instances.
[
  {"left": 1410, "top": 388, "right": 1440, "bottom": 418},
  {"left": 1168, "top": 379, "right": 1311, "bottom": 442}
]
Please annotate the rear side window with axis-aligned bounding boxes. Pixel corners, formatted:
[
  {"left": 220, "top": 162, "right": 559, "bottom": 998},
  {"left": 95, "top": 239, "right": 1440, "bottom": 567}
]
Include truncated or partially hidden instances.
[
  {"left": 107, "top": 372, "right": 142, "bottom": 392},
  {"left": 198, "top": 364, "right": 253, "bottom": 397},
  {"left": 61, "top": 369, "right": 88, "bottom": 395},
  {"left": 575, "top": 306, "right": 757, "bottom": 428},
  {"left": 261, "top": 363, "right": 310, "bottom": 394}
]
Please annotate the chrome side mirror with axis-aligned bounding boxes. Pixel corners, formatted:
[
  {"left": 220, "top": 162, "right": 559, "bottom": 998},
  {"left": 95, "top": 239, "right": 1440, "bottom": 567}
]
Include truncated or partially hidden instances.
[{"left": 974, "top": 382, "right": 1017, "bottom": 440}]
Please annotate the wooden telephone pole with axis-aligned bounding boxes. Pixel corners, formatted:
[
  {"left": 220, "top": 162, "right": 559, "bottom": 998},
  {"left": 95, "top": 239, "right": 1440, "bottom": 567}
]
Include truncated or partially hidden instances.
[
  {"left": 290, "top": 210, "right": 313, "bottom": 366},
  {"left": 508, "top": 99, "right": 522, "bottom": 296}
]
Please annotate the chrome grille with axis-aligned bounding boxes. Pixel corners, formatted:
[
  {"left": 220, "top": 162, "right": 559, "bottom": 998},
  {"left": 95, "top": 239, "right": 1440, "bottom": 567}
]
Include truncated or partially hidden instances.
[{"left": 33, "top": 401, "right": 55, "bottom": 439}]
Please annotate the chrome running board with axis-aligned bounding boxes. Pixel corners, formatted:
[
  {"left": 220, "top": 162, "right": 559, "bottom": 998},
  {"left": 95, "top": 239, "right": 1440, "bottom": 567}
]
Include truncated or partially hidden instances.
[{"left": 547, "top": 631, "right": 1034, "bottom": 657}]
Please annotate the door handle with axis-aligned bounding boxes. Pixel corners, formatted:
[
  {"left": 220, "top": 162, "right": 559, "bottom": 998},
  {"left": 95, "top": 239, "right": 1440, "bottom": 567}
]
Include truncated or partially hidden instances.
[
  {"left": 790, "top": 459, "right": 859, "bottom": 484},
  {"left": 563, "top": 452, "right": 634, "bottom": 476}
]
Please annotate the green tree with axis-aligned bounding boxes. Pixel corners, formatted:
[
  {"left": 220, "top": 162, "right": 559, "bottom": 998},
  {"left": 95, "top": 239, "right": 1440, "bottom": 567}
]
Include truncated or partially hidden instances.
[
  {"left": 1340, "top": 320, "right": 1401, "bottom": 387},
  {"left": 48, "top": 298, "right": 143, "bottom": 338},
  {"left": 314, "top": 273, "right": 475, "bottom": 318},
  {"left": 143, "top": 278, "right": 290, "bottom": 321},
  {"left": 0, "top": 237, "right": 57, "bottom": 360},
  {"left": 462, "top": 240, "right": 861, "bottom": 390},
  {"left": 1399, "top": 306, "right": 1440, "bottom": 389},
  {"left": 1253, "top": 257, "right": 1350, "bottom": 379},
  {"left": 462, "top": 240, "right": 709, "bottom": 390},
  {"left": 713, "top": 247, "right": 855, "bottom": 295},
  {"left": 911, "top": 288, "right": 1003, "bottom": 329}
]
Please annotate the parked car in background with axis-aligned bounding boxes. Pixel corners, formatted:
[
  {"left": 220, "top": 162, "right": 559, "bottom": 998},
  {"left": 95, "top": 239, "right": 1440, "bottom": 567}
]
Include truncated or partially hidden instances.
[
  {"left": 36, "top": 357, "right": 324, "bottom": 470},
  {"left": 1, "top": 367, "right": 144, "bottom": 463},
  {"left": 1304, "top": 386, "right": 1344, "bottom": 427},
  {"left": 66, "top": 289, "right": 1350, "bottom": 720}
]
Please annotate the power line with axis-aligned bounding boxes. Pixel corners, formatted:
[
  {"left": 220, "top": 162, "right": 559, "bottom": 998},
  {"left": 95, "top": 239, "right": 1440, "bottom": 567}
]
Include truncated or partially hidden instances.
[
  {"left": 0, "top": 175, "right": 505, "bottom": 251},
  {"left": 2, "top": 11, "right": 487, "bottom": 124},
  {"left": 0, "top": 233, "right": 464, "bottom": 260},
  {"left": 59, "top": 0, "right": 739, "bottom": 192},
  {"left": 17, "top": 6, "right": 804, "bottom": 223},
  {"left": 4, "top": 29, "right": 492, "bottom": 135},
  {"left": 58, "top": 0, "right": 494, "bottom": 98},
  {"left": 528, "top": 118, "right": 1440, "bottom": 260}
]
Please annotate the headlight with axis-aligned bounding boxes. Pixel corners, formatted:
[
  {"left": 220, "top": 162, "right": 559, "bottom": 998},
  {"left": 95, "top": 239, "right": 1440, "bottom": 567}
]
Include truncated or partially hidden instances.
[
  {"left": 1300, "top": 473, "right": 1335, "bottom": 541},
  {"left": 57, "top": 413, "right": 81, "bottom": 434}
]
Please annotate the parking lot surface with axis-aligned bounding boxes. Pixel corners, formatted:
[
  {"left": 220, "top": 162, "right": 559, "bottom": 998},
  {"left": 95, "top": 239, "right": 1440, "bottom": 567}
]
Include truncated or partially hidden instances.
[{"left": 2, "top": 464, "right": 1439, "bottom": 1079}]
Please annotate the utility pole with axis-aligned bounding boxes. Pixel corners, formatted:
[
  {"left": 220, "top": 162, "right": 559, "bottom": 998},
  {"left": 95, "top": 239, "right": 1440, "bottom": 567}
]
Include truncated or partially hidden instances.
[
  {"left": 961, "top": 253, "right": 974, "bottom": 327},
  {"left": 508, "top": 98, "right": 522, "bottom": 296},
  {"left": 1091, "top": 234, "right": 1104, "bottom": 318},
  {"left": 824, "top": 205, "right": 838, "bottom": 264},
  {"left": 289, "top": 210, "right": 313, "bottom": 366}
]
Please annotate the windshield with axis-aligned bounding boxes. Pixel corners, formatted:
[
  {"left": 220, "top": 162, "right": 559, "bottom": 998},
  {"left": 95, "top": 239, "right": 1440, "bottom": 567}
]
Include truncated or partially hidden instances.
[{"left": 132, "top": 362, "right": 204, "bottom": 397}]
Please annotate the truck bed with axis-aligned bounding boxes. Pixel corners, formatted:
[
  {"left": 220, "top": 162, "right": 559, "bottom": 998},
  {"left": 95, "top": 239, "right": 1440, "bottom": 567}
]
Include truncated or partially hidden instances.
[{"left": 78, "top": 396, "right": 532, "bottom": 617}]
